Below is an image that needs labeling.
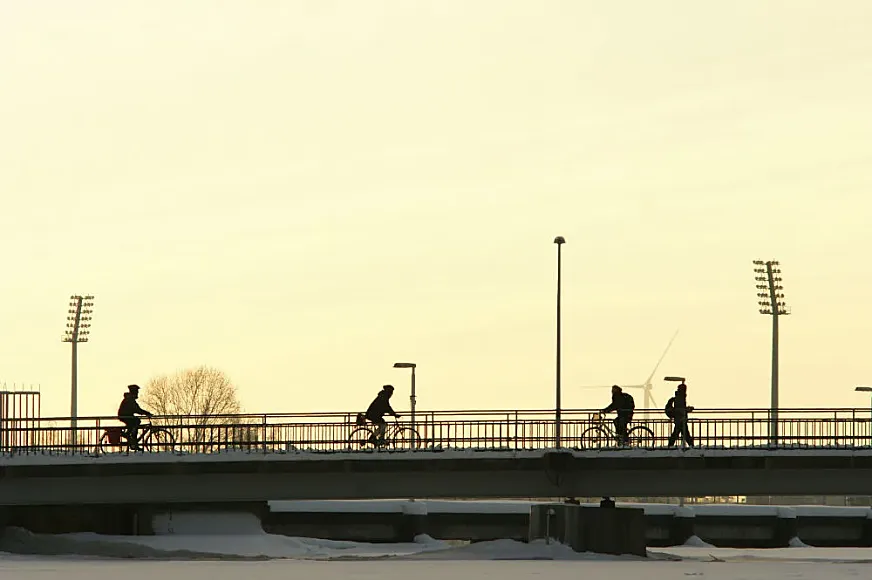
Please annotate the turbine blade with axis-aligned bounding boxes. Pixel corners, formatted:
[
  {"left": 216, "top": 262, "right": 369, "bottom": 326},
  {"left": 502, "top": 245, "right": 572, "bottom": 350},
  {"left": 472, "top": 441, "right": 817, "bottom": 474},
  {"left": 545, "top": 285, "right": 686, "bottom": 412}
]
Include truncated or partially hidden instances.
[{"left": 644, "top": 329, "right": 680, "bottom": 385}]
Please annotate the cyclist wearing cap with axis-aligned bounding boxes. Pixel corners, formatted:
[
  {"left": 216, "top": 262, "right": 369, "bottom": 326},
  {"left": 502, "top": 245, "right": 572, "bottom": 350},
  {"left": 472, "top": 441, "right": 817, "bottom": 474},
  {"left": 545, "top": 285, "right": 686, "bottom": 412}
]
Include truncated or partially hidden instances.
[
  {"left": 364, "top": 384, "right": 400, "bottom": 446},
  {"left": 117, "top": 384, "right": 153, "bottom": 450}
]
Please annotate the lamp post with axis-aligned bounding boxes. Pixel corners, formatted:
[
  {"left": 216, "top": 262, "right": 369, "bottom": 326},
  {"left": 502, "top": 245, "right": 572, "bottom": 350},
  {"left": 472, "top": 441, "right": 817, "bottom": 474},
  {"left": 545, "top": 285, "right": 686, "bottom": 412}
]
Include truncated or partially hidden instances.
[
  {"left": 856, "top": 386, "right": 872, "bottom": 447},
  {"left": 62, "top": 295, "right": 94, "bottom": 448},
  {"left": 393, "top": 362, "right": 416, "bottom": 430},
  {"left": 753, "top": 260, "right": 790, "bottom": 446},
  {"left": 553, "top": 236, "right": 565, "bottom": 448},
  {"left": 664, "top": 375, "right": 687, "bottom": 505}
]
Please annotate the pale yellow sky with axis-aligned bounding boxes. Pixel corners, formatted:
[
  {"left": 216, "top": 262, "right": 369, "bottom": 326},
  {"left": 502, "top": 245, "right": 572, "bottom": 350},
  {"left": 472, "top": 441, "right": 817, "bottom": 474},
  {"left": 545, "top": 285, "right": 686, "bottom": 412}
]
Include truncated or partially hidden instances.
[{"left": 2, "top": 1, "right": 871, "bottom": 419}]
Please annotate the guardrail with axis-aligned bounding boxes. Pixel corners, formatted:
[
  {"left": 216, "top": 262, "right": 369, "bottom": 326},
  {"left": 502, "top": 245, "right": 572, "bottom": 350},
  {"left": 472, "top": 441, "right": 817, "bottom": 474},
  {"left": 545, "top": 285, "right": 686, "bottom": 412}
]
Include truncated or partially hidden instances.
[{"left": 1, "top": 408, "right": 871, "bottom": 456}]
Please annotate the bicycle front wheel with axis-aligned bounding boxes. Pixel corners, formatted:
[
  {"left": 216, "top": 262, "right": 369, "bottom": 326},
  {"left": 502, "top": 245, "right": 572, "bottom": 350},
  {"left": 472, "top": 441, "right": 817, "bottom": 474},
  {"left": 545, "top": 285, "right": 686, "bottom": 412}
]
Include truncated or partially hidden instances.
[
  {"left": 391, "top": 427, "right": 422, "bottom": 450},
  {"left": 144, "top": 428, "right": 176, "bottom": 453},
  {"left": 628, "top": 425, "right": 656, "bottom": 448},
  {"left": 579, "top": 426, "right": 609, "bottom": 450}
]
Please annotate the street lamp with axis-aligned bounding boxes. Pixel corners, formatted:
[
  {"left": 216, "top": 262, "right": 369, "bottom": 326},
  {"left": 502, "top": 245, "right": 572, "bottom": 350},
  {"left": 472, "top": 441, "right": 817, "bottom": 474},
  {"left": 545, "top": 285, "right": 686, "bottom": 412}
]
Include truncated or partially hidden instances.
[
  {"left": 393, "top": 362, "right": 416, "bottom": 429},
  {"left": 664, "top": 376, "right": 686, "bottom": 384},
  {"left": 553, "top": 235, "right": 565, "bottom": 448},
  {"left": 753, "top": 260, "right": 790, "bottom": 446},
  {"left": 62, "top": 294, "right": 94, "bottom": 448},
  {"left": 856, "top": 387, "right": 872, "bottom": 447}
]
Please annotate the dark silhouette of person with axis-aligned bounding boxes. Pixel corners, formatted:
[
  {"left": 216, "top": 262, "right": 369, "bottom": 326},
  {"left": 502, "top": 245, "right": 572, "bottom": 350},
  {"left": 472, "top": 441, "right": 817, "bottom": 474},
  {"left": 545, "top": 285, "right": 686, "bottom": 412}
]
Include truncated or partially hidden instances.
[
  {"left": 365, "top": 384, "right": 399, "bottom": 445},
  {"left": 601, "top": 385, "right": 635, "bottom": 446},
  {"left": 666, "top": 382, "right": 695, "bottom": 448},
  {"left": 117, "top": 384, "right": 152, "bottom": 450}
]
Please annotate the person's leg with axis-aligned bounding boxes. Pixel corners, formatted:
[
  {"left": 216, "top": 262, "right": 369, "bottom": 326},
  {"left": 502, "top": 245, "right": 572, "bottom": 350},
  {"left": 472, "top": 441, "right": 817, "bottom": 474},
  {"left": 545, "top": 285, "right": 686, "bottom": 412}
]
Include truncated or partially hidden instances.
[
  {"left": 668, "top": 420, "right": 681, "bottom": 447},
  {"left": 617, "top": 415, "right": 630, "bottom": 445},
  {"left": 374, "top": 419, "right": 387, "bottom": 444},
  {"left": 128, "top": 417, "right": 141, "bottom": 449},
  {"left": 682, "top": 421, "right": 694, "bottom": 448}
]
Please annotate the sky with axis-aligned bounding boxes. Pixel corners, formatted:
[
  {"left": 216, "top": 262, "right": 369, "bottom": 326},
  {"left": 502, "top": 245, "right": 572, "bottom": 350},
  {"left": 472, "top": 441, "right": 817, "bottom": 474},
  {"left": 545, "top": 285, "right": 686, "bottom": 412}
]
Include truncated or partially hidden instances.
[{"left": 2, "top": 1, "right": 872, "bottom": 420}]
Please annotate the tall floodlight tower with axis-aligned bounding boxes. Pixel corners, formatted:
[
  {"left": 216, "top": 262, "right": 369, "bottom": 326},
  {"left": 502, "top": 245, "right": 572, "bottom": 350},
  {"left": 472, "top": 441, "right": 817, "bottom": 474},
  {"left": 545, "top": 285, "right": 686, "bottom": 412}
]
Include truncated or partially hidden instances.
[
  {"left": 63, "top": 295, "right": 94, "bottom": 447},
  {"left": 753, "top": 261, "right": 789, "bottom": 446}
]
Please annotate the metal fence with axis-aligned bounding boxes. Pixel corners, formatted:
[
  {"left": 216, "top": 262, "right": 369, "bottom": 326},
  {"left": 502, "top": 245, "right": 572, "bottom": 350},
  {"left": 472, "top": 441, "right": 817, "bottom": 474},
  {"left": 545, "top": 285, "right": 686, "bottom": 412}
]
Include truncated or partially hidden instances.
[{"left": 1, "top": 407, "right": 871, "bottom": 456}]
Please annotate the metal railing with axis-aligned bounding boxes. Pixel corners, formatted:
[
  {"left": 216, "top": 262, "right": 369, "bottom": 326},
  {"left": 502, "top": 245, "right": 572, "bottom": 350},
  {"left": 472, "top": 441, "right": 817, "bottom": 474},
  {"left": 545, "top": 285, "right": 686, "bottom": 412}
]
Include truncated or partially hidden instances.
[{"left": 1, "top": 407, "right": 871, "bottom": 456}]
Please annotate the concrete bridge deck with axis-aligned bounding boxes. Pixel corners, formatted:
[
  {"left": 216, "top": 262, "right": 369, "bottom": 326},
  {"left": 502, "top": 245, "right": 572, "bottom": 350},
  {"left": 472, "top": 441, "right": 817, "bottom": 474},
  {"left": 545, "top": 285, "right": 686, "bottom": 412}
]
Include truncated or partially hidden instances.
[{"left": 2, "top": 448, "right": 872, "bottom": 505}]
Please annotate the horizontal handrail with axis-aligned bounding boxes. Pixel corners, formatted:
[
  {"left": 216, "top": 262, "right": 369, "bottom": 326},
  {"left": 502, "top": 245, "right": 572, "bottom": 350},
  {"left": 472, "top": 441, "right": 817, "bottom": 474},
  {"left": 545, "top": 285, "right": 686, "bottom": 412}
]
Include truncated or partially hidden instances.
[{"left": 0, "top": 406, "right": 871, "bottom": 457}]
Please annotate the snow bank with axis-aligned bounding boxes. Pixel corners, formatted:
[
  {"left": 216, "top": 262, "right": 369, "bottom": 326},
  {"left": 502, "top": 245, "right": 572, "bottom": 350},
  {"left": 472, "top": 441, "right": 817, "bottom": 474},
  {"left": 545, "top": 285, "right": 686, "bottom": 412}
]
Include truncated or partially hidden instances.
[
  {"left": 0, "top": 527, "right": 263, "bottom": 560},
  {"left": 395, "top": 538, "right": 642, "bottom": 561},
  {"left": 682, "top": 535, "right": 715, "bottom": 548},
  {"left": 152, "top": 511, "right": 264, "bottom": 535}
]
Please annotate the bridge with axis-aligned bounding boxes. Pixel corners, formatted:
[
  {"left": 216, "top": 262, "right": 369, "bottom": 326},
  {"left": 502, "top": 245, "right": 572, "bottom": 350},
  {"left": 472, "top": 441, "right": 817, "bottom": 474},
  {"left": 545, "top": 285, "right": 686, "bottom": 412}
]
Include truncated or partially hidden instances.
[{"left": 1, "top": 408, "right": 872, "bottom": 504}]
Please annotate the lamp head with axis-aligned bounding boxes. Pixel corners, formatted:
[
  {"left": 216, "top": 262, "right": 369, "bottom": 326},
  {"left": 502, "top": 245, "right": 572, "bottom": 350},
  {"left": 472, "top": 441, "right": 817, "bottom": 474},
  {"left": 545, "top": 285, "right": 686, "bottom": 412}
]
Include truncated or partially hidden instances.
[
  {"left": 393, "top": 362, "right": 416, "bottom": 369},
  {"left": 554, "top": 236, "right": 565, "bottom": 244}
]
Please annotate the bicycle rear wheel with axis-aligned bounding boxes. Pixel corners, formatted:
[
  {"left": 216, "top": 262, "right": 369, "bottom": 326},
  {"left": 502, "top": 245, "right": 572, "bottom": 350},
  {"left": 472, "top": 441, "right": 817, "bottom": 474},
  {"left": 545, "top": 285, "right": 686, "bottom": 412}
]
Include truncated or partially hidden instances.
[
  {"left": 144, "top": 428, "right": 176, "bottom": 453},
  {"left": 628, "top": 425, "right": 656, "bottom": 448},
  {"left": 391, "top": 427, "right": 422, "bottom": 450},
  {"left": 579, "top": 426, "right": 609, "bottom": 450},
  {"left": 348, "top": 426, "right": 376, "bottom": 449},
  {"left": 98, "top": 429, "right": 128, "bottom": 455}
]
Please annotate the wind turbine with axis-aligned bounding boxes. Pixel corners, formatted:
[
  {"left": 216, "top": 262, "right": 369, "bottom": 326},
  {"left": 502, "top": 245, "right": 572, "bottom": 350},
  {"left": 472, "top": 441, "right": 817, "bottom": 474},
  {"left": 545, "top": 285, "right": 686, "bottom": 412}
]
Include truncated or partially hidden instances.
[{"left": 579, "top": 330, "right": 679, "bottom": 411}]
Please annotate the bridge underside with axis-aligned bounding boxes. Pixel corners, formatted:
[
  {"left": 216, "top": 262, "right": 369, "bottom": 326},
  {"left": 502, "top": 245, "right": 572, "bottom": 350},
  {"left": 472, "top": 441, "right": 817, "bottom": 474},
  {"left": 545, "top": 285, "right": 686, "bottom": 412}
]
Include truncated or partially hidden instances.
[{"left": 2, "top": 449, "right": 872, "bottom": 505}]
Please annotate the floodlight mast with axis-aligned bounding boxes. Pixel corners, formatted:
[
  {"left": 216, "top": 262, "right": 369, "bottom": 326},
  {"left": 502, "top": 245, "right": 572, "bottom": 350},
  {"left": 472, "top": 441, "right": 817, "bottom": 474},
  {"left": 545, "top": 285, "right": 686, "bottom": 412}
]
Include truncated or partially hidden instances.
[
  {"left": 753, "top": 261, "right": 789, "bottom": 446},
  {"left": 63, "top": 295, "right": 94, "bottom": 448}
]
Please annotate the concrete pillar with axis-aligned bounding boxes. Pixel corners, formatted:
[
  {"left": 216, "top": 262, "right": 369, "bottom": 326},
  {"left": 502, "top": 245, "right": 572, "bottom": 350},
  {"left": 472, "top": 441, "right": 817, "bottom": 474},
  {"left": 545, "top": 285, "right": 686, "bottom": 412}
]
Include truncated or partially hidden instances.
[
  {"left": 669, "top": 507, "right": 695, "bottom": 546},
  {"left": 397, "top": 500, "right": 428, "bottom": 542},
  {"left": 774, "top": 507, "right": 797, "bottom": 548},
  {"left": 529, "top": 504, "right": 646, "bottom": 556},
  {"left": 862, "top": 509, "right": 872, "bottom": 547}
]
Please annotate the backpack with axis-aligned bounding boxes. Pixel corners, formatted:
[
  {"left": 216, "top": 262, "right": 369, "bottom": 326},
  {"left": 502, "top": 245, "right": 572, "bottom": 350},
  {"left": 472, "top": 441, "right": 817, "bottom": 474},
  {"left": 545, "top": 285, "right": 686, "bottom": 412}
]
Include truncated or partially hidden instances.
[
  {"left": 622, "top": 392, "right": 635, "bottom": 410},
  {"left": 664, "top": 397, "right": 675, "bottom": 418}
]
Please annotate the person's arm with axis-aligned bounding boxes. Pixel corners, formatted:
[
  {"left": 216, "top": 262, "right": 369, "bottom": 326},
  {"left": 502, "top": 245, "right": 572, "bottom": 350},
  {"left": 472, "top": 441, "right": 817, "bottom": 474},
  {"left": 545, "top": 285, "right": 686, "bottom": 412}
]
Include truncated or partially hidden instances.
[{"left": 387, "top": 402, "right": 399, "bottom": 418}]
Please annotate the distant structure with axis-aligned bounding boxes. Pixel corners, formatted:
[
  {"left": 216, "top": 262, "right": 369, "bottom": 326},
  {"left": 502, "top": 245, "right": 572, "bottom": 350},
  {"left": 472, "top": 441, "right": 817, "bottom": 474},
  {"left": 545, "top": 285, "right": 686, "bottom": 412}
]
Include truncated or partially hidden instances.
[
  {"left": 62, "top": 294, "right": 94, "bottom": 445},
  {"left": 753, "top": 260, "right": 789, "bottom": 445},
  {"left": 0, "top": 388, "right": 41, "bottom": 451}
]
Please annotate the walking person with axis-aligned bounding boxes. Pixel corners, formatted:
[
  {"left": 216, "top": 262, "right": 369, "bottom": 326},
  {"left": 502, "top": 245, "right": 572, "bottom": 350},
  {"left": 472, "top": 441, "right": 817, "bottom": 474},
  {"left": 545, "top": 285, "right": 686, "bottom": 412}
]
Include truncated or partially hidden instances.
[
  {"left": 666, "top": 382, "right": 695, "bottom": 448},
  {"left": 601, "top": 385, "right": 635, "bottom": 446}
]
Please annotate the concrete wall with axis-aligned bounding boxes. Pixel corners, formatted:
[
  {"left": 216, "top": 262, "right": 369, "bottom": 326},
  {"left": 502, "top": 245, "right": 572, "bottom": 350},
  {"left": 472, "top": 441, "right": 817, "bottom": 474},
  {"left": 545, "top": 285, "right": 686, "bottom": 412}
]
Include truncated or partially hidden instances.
[{"left": 529, "top": 504, "right": 647, "bottom": 556}]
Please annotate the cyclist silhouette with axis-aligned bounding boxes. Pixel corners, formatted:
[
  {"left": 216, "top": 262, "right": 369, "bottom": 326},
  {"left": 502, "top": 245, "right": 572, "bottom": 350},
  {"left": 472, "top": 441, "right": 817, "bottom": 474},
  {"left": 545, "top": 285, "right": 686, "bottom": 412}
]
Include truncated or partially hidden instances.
[{"left": 117, "top": 384, "right": 153, "bottom": 450}]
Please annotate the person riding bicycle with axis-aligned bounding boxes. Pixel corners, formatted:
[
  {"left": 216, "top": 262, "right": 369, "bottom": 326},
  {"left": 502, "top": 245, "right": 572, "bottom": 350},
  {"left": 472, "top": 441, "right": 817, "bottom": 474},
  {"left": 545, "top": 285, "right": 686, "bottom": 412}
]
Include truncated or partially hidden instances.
[
  {"left": 117, "top": 384, "right": 153, "bottom": 450},
  {"left": 601, "top": 385, "right": 635, "bottom": 446},
  {"left": 365, "top": 384, "right": 400, "bottom": 446}
]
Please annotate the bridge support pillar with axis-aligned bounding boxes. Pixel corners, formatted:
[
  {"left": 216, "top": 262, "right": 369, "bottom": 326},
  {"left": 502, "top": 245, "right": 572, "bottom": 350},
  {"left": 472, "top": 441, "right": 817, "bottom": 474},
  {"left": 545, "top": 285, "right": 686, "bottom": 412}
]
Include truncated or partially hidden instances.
[
  {"left": 669, "top": 508, "right": 695, "bottom": 546},
  {"left": 529, "top": 504, "right": 646, "bottom": 556},
  {"left": 774, "top": 508, "right": 798, "bottom": 547},
  {"left": 397, "top": 500, "right": 428, "bottom": 542}
]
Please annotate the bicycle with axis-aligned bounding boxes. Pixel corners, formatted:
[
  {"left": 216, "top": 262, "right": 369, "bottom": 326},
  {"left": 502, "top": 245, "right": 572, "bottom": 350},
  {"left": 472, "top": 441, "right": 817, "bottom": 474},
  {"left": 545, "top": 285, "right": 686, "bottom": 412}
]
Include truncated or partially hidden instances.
[
  {"left": 98, "top": 421, "right": 176, "bottom": 454},
  {"left": 579, "top": 412, "right": 655, "bottom": 449},
  {"left": 348, "top": 414, "right": 422, "bottom": 450}
]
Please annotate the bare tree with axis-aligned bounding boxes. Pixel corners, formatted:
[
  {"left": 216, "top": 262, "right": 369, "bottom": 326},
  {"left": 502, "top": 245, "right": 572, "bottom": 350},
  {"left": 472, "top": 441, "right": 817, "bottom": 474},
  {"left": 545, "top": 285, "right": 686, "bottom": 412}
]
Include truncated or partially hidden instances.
[{"left": 142, "top": 366, "right": 244, "bottom": 451}]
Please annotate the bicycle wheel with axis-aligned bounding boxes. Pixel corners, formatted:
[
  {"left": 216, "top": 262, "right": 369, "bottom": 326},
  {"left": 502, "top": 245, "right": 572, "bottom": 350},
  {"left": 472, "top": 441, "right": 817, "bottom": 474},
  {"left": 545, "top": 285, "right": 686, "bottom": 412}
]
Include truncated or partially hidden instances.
[
  {"left": 144, "top": 428, "right": 176, "bottom": 453},
  {"left": 579, "top": 426, "right": 609, "bottom": 450},
  {"left": 98, "top": 429, "right": 129, "bottom": 455},
  {"left": 391, "top": 427, "right": 422, "bottom": 450},
  {"left": 628, "top": 425, "right": 656, "bottom": 448},
  {"left": 348, "top": 426, "right": 376, "bottom": 449}
]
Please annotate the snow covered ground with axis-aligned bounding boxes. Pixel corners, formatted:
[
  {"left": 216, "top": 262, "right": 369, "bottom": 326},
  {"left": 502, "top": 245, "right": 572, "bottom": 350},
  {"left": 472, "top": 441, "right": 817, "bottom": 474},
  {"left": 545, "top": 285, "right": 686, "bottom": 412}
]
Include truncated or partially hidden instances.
[{"left": 1, "top": 509, "right": 871, "bottom": 578}]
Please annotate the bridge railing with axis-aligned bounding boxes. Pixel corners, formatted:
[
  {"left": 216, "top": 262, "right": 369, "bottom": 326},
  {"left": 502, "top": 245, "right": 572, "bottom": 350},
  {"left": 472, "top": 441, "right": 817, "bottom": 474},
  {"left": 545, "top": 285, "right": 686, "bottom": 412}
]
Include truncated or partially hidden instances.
[{"left": 1, "top": 408, "right": 870, "bottom": 455}]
